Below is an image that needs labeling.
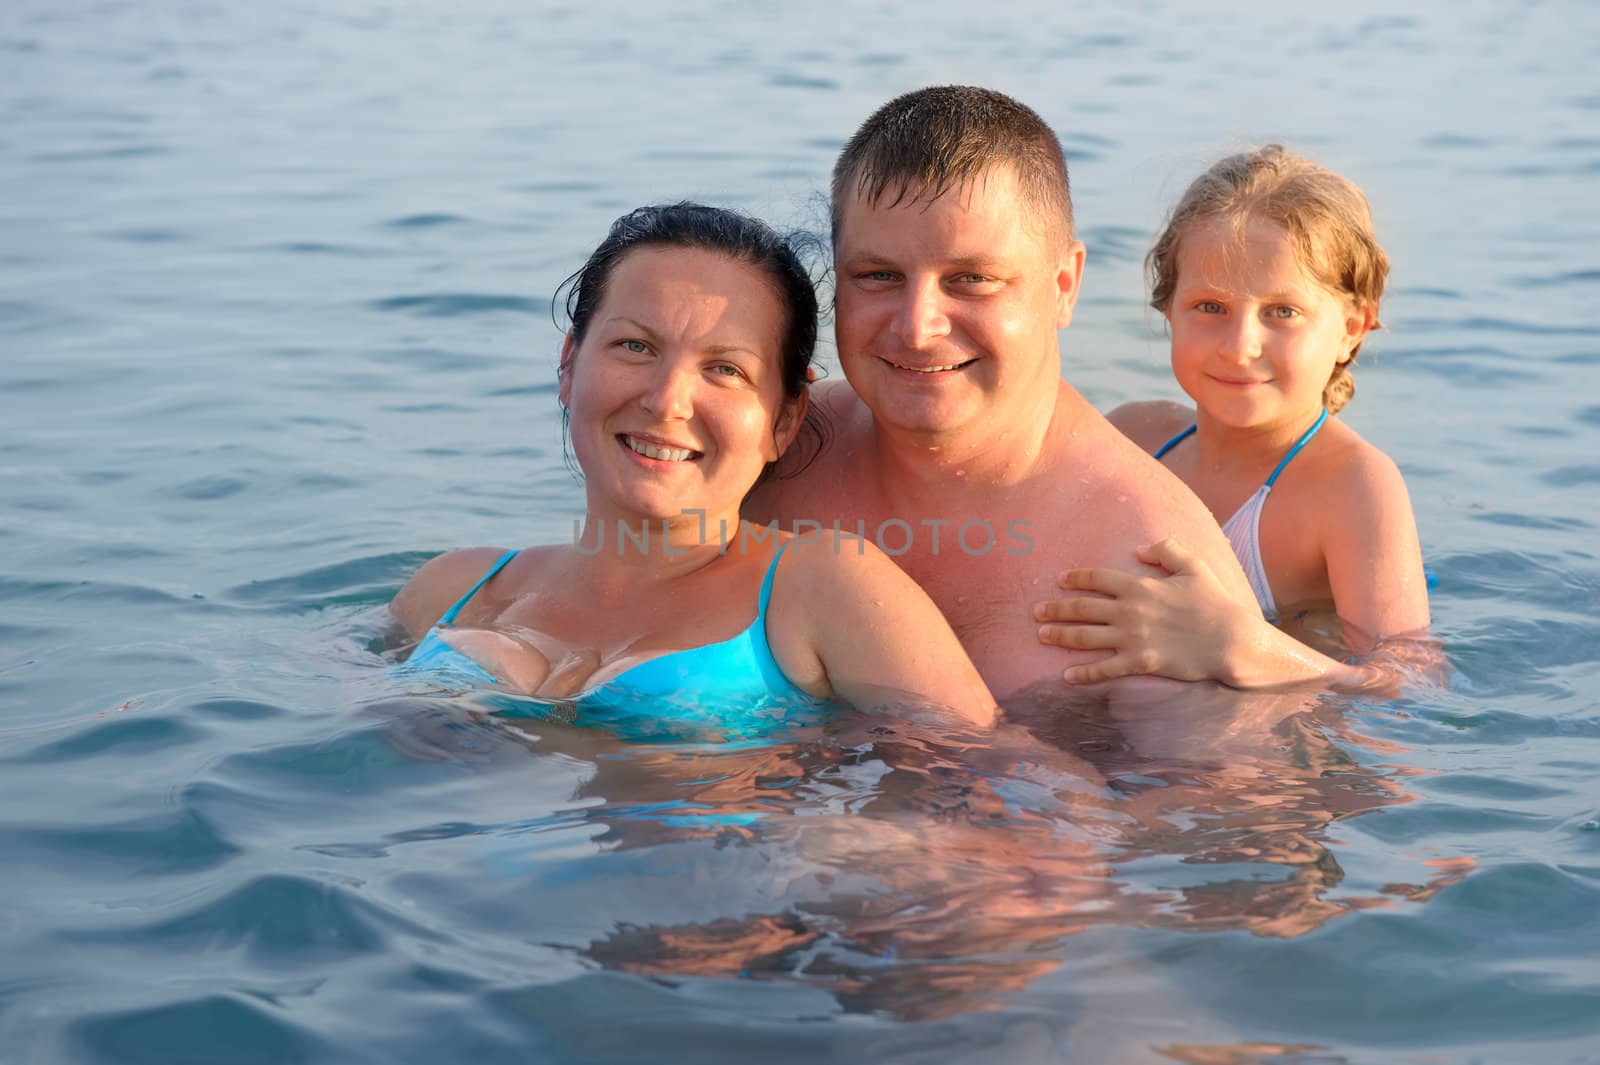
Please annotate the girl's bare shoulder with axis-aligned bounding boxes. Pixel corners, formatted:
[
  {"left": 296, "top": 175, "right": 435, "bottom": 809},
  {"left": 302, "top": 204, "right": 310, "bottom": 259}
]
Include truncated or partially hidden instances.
[
  {"left": 1294, "top": 418, "right": 1414, "bottom": 520},
  {"left": 1106, "top": 400, "right": 1195, "bottom": 454}
]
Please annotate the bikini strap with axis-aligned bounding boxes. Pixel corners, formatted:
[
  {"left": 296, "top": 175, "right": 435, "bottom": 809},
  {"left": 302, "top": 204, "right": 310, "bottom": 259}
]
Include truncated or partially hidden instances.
[
  {"left": 756, "top": 539, "right": 793, "bottom": 620},
  {"left": 1263, "top": 408, "right": 1329, "bottom": 489},
  {"left": 1153, "top": 424, "right": 1197, "bottom": 460},
  {"left": 436, "top": 549, "right": 519, "bottom": 626}
]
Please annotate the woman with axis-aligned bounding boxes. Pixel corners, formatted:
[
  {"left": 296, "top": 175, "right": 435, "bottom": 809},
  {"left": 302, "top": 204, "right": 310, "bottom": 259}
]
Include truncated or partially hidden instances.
[{"left": 391, "top": 203, "right": 995, "bottom": 736}]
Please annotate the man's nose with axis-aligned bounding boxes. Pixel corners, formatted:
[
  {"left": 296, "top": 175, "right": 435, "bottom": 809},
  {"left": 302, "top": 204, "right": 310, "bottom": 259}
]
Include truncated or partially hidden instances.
[
  {"left": 639, "top": 362, "right": 695, "bottom": 420},
  {"left": 892, "top": 279, "right": 952, "bottom": 349}
]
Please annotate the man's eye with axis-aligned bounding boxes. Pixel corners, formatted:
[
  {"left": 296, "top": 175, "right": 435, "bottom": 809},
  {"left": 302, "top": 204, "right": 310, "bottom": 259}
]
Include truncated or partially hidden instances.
[
  {"left": 1269, "top": 305, "right": 1300, "bottom": 319},
  {"left": 859, "top": 270, "right": 896, "bottom": 282},
  {"left": 1197, "top": 300, "right": 1224, "bottom": 314}
]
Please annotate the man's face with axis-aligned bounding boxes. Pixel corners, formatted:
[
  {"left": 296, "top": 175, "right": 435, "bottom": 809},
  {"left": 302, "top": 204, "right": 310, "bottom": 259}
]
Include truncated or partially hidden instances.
[{"left": 833, "top": 165, "right": 1084, "bottom": 439}]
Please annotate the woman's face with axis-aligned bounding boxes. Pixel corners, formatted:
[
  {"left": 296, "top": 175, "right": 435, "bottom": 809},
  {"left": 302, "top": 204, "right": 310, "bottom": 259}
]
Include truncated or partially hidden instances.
[{"left": 561, "top": 245, "right": 801, "bottom": 530}]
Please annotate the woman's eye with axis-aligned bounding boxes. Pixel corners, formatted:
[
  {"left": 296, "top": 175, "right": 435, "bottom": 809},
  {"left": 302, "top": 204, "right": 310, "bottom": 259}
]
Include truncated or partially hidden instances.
[
  {"left": 621, "top": 339, "right": 649, "bottom": 354},
  {"left": 710, "top": 364, "right": 747, "bottom": 380}
]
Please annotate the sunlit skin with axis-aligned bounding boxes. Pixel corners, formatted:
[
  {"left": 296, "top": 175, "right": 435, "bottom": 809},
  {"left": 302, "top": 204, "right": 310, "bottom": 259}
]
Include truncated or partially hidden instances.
[
  {"left": 1037, "top": 214, "right": 1435, "bottom": 687},
  {"left": 1167, "top": 216, "right": 1367, "bottom": 445},
  {"left": 391, "top": 243, "right": 996, "bottom": 723},
  {"left": 750, "top": 166, "right": 1256, "bottom": 700},
  {"left": 561, "top": 246, "right": 799, "bottom": 535},
  {"left": 833, "top": 164, "right": 1078, "bottom": 448}
]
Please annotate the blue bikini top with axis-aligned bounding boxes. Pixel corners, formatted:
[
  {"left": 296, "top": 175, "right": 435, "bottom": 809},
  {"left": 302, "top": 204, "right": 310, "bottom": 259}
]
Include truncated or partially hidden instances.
[{"left": 393, "top": 540, "right": 832, "bottom": 741}]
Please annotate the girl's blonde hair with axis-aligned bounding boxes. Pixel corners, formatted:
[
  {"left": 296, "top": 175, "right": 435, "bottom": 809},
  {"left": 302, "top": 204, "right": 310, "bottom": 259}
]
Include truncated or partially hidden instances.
[{"left": 1147, "top": 145, "right": 1389, "bottom": 414}]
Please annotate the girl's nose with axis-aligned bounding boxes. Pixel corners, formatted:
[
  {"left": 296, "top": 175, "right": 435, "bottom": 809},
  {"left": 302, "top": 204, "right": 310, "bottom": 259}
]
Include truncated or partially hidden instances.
[{"left": 1219, "top": 314, "right": 1263, "bottom": 363}]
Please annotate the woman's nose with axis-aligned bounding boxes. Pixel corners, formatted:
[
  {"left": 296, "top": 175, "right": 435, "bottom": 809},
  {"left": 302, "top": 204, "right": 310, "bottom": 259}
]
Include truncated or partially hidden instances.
[{"left": 638, "top": 363, "right": 695, "bottom": 420}]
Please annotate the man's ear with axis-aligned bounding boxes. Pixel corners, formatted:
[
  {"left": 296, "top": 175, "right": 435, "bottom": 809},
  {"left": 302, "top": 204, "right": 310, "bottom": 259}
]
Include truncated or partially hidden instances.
[
  {"left": 1054, "top": 239, "right": 1087, "bottom": 329},
  {"left": 768, "top": 391, "right": 810, "bottom": 462},
  {"left": 558, "top": 332, "right": 576, "bottom": 406}
]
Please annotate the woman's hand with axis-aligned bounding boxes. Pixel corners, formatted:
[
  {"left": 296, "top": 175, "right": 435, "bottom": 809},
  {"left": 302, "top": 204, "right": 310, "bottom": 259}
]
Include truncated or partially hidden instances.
[{"left": 1034, "top": 537, "right": 1257, "bottom": 684}]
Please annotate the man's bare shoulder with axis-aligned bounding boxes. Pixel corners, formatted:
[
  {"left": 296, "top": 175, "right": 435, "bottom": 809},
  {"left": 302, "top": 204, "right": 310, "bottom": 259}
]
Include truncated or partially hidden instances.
[
  {"left": 749, "top": 379, "right": 871, "bottom": 521},
  {"left": 1043, "top": 399, "right": 1242, "bottom": 581},
  {"left": 1105, "top": 400, "right": 1194, "bottom": 454}
]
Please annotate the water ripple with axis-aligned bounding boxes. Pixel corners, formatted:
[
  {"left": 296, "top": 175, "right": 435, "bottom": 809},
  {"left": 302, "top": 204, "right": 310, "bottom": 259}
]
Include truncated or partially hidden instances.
[
  {"left": 69, "top": 993, "right": 332, "bottom": 1065},
  {"left": 368, "top": 293, "right": 550, "bottom": 317},
  {"left": 382, "top": 212, "right": 470, "bottom": 228},
  {"left": 4, "top": 807, "right": 240, "bottom": 876},
  {"left": 224, "top": 551, "right": 429, "bottom": 609},
  {"left": 11, "top": 713, "right": 206, "bottom": 765}
]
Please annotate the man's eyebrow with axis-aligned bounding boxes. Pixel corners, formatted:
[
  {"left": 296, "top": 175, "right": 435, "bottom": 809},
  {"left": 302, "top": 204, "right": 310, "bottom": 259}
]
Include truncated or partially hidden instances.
[{"left": 947, "top": 254, "right": 1006, "bottom": 270}]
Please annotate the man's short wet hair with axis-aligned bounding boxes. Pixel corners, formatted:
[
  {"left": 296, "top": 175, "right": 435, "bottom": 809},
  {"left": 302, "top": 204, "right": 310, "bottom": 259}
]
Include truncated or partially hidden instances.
[{"left": 830, "top": 85, "right": 1075, "bottom": 246}]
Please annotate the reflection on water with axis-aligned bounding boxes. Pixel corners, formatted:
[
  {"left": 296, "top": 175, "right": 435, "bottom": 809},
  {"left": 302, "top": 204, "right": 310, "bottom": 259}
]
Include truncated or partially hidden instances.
[
  {"left": 370, "top": 669, "right": 1463, "bottom": 1024},
  {"left": 6, "top": 0, "right": 1600, "bottom": 1058}
]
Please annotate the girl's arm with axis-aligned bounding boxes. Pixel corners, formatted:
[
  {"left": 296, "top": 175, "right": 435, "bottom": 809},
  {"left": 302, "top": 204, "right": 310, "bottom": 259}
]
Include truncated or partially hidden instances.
[
  {"left": 1034, "top": 538, "right": 1377, "bottom": 691},
  {"left": 1320, "top": 448, "right": 1431, "bottom": 638},
  {"left": 772, "top": 535, "right": 998, "bottom": 728}
]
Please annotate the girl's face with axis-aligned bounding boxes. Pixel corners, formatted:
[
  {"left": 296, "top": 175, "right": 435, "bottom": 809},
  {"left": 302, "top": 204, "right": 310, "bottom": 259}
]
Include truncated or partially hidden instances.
[
  {"left": 1166, "top": 216, "right": 1370, "bottom": 433},
  {"left": 560, "top": 245, "right": 802, "bottom": 528}
]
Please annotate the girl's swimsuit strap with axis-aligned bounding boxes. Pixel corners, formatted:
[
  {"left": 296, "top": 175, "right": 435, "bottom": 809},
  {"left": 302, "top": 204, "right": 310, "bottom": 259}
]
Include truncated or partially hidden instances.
[
  {"left": 1152, "top": 424, "right": 1197, "bottom": 460},
  {"left": 1263, "top": 408, "right": 1329, "bottom": 489}
]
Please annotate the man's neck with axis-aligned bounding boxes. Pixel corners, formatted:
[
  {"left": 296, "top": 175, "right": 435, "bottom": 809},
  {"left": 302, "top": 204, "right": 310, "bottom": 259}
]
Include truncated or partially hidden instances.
[{"left": 868, "top": 378, "right": 1068, "bottom": 501}]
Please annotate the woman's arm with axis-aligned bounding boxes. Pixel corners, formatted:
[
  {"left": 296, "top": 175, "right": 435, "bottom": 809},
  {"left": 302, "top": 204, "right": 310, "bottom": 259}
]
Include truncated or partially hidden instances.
[{"left": 771, "top": 535, "right": 998, "bottom": 727}]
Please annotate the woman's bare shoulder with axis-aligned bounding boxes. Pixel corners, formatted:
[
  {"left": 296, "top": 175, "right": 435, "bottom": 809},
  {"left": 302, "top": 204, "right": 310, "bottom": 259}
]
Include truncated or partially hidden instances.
[{"left": 389, "top": 545, "right": 517, "bottom": 637}]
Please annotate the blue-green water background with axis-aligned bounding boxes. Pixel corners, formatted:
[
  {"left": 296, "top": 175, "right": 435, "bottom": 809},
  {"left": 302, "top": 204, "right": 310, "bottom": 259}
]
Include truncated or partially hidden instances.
[{"left": 4, "top": 1, "right": 1599, "bottom": 1062}]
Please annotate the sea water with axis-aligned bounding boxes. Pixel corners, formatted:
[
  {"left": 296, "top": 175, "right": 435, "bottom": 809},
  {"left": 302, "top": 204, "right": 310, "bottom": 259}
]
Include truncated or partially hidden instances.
[{"left": 3, "top": 1, "right": 1598, "bottom": 1062}]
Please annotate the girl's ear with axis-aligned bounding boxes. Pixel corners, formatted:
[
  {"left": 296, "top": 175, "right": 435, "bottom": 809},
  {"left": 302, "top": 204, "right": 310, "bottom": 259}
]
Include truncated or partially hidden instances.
[
  {"left": 768, "top": 391, "right": 810, "bottom": 462},
  {"left": 1339, "top": 302, "right": 1378, "bottom": 363},
  {"left": 558, "top": 332, "right": 576, "bottom": 406}
]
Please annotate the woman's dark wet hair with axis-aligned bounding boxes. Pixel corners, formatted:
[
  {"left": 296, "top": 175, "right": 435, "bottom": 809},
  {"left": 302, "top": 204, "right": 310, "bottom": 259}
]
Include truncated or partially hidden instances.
[{"left": 554, "top": 202, "right": 829, "bottom": 483}]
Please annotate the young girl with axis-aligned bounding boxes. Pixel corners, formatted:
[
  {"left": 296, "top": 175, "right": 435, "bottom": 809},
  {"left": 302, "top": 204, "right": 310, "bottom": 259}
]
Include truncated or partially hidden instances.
[{"left": 1037, "top": 146, "right": 1430, "bottom": 688}]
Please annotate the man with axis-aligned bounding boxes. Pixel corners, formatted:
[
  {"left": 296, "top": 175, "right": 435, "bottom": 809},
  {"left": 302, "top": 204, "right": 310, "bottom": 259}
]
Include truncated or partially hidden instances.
[{"left": 748, "top": 85, "right": 1257, "bottom": 701}]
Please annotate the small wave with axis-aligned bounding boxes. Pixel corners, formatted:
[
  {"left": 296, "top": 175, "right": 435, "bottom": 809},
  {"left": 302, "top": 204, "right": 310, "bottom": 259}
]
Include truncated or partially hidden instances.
[
  {"left": 11, "top": 713, "right": 206, "bottom": 766},
  {"left": 383, "top": 212, "right": 470, "bottom": 228},
  {"left": 368, "top": 293, "right": 549, "bottom": 317},
  {"left": 224, "top": 551, "right": 431, "bottom": 610},
  {"left": 68, "top": 993, "right": 333, "bottom": 1064},
  {"left": 2, "top": 806, "right": 241, "bottom": 877}
]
